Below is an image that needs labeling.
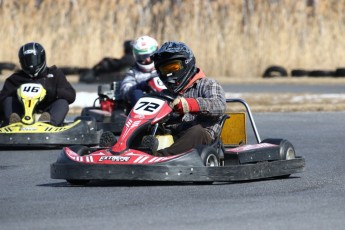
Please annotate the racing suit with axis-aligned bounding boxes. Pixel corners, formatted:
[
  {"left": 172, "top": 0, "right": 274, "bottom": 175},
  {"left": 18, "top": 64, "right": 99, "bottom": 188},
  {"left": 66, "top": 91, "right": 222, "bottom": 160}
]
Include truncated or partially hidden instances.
[
  {"left": 158, "top": 68, "right": 226, "bottom": 156},
  {"left": 0, "top": 66, "right": 76, "bottom": 126},
  {"left": 120, "top": 64, "right": 158, "bottom": 106}
]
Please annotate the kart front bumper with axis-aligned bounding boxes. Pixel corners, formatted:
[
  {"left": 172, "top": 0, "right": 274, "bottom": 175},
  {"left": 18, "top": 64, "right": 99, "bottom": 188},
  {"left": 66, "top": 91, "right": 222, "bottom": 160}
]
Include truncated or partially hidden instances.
[{"left": 51, "top": 157, "right": 305, "bottom": 182}]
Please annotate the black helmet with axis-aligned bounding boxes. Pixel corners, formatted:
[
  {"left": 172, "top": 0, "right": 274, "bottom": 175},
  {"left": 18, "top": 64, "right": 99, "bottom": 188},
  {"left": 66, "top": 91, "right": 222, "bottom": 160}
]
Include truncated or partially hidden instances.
[
  {"left": 151, "top": 41, "right": 197, "bottom": 93},
  {"left": 18, "top": 42, "right": 47, "bottom": 78}
]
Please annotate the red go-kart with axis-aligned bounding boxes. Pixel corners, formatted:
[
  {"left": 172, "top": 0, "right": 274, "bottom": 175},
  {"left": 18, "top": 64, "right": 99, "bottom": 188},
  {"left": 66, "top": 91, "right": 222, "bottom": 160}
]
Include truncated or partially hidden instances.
[{"left": 50, "top": 91, "right": 305, "bottom": 185}]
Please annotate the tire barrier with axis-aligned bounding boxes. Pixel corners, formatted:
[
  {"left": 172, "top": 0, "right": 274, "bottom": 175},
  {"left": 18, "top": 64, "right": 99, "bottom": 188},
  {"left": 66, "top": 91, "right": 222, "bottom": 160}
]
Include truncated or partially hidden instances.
[
  {"left": 0, "top": 62, "right": 18, "bottom": 74},
  {"left": 262, "top": 66, "right": 288, "bottom": 78},
  {"left": 334, "top": 68, "right": 345, "bottom": 77},
  {"left": 264, "top": 66, "right": 345, "bottom": 78},
  {"left": 308, "top": 70, "right": 335, "bottom": 77},
  {"left": 291, "top": 69, "right": 309, "bottom": 77}
]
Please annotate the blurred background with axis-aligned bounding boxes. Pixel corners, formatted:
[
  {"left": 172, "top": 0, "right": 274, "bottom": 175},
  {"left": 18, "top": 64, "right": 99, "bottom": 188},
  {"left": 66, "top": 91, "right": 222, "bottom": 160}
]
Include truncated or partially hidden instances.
[{"left": 0, "top": 0, "right": 344, "bottom": 79}]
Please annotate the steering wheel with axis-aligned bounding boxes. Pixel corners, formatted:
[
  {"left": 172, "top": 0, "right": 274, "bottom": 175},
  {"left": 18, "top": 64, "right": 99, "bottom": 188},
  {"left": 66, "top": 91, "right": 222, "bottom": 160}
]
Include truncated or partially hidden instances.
[{"left": 149, "top": 89, "right": 177, "bottom": 102}]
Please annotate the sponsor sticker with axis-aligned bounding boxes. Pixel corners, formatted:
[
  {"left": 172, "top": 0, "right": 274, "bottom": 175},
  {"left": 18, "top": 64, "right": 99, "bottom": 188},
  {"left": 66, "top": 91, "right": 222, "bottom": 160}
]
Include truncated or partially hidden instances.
[{"left": 98, "top": 156, "right": 130, "bottom": 162}]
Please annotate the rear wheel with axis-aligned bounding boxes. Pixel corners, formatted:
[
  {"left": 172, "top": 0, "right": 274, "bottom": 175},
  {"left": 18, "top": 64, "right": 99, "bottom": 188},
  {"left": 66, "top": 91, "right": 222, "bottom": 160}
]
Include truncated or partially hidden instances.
[{"left": 194, "top": 146, "right": 219, "bottom": 185}]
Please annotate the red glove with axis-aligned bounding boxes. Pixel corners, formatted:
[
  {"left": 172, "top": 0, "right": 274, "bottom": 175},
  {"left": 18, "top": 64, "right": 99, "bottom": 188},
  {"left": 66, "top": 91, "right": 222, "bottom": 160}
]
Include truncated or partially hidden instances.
[{"left": 171, "top": 97, "right": 200, "bottom": 114}]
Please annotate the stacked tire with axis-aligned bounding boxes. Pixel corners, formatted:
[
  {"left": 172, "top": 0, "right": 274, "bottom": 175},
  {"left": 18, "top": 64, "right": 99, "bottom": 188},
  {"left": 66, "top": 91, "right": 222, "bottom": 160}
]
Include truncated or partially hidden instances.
[{"left": 263, "top": 65, "right": 345, "bottom": 78}]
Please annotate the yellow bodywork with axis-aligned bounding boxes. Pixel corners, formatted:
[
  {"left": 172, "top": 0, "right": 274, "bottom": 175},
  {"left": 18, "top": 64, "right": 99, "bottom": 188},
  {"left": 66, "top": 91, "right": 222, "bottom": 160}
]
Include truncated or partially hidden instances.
[
  {"left": 220, "top": 112, "right": 246, "bottom": 146},
  {"left": 17, "top": 83, "right": 46, "bottom": 125},
  {"left": 0, "top": 120, "right": 81, "bottom": 133}
]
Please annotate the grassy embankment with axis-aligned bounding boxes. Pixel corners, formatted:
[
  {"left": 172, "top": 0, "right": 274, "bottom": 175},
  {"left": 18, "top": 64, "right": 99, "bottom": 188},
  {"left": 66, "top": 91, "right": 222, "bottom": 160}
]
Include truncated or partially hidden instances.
[{"left": 1, "top": 0, "right": 345, "bottom": 79}]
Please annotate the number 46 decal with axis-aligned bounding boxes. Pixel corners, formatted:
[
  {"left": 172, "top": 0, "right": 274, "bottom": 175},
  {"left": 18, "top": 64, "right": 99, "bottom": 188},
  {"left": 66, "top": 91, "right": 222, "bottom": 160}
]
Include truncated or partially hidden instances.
[{"left": 23, "top": 86, "right": 41, "bottom": 93}]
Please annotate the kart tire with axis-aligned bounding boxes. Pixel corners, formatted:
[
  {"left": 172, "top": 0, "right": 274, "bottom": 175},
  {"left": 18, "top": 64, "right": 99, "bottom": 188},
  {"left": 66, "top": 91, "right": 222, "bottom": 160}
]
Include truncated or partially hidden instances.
[
  {"left": 69, "top": 145, "right": 91, "bottom": 156},
  {"left": 99, "top": 131, "right": 117, "bottom": 147},
  {"left": 194, "top": 146, "right": 219, "bottom": 185},
  {"left": 200, "top": 146, "right": 220, "bottom": 167},
  {"left": 261, "top": 138, "right": 295, "bottom": 160},
  {"left": 261, "top": 139, "right": 296, "bottom": 178},
  {"left": 76, "top": 145, "right": 91, "bottom": 156},
  {"left": 140, "top": 135, "right": 159, "bottom": 153}
]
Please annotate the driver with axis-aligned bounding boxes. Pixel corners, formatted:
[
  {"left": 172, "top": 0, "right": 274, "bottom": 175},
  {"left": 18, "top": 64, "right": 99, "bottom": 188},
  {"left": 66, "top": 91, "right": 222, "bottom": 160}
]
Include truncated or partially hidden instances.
[
  {"left": 0, "top": 42, "right": 76, "bottom": 126},
  {"left": 151, "top": 41, "right": 226, "bottom": 156},
  {"left": 120, "top": 35, "right": 159, "bottom": 107}
]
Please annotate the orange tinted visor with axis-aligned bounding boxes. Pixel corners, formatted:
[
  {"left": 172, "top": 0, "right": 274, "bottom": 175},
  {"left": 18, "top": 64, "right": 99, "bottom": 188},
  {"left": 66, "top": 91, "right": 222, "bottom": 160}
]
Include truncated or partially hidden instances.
[{"left": 158, "top": 60, "right": 184, "bottom": 75}]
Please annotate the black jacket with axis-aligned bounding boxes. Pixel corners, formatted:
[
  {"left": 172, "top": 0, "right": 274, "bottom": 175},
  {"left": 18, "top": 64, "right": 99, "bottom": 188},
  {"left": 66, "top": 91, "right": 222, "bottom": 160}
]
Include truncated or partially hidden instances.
[{"left": 0, "top": 66, "right": 76, "bottom": 108}]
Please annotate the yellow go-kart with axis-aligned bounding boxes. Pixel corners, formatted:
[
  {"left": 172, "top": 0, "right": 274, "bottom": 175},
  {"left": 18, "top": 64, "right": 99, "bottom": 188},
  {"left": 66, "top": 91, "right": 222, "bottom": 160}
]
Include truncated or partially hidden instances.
[{"left": 0, "top": 83, "right": 102, "bottom": 148}]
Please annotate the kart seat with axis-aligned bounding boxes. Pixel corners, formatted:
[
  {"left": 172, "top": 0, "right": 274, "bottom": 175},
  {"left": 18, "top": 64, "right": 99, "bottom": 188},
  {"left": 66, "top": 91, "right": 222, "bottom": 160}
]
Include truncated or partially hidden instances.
[{"left": 208, "top": 114, "right": 230, "bottom": 163}]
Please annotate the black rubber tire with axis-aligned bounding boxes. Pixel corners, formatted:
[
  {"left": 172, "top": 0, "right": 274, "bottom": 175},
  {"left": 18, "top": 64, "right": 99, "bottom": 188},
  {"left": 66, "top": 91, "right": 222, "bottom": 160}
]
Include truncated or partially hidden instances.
[
  {"left": 77, "top": 145, "right": 91, "bottom": 156},
  {"left": 334, "top": 68, "right": 345, "bottom": 78},
  {"left": 308, "top": 70, "right": 334, "bottom": 77},
  {"left": 194, "top": 146, "right": 219, "bottom": 185},
  {"left": 261, "top": 138, "right": 296, "bottom": 160},
  {"left": 261, "top": 139, "right": 296, "bottom": 179},
  {"left": 140, "top": 135, "right": 159, "bottom": 153},
  {"left": 291, "top": 69, "right": 309, "bottom": 77},
  {"left": 0, "top": 62, "right": 17, "bottom": 70},
  {"left": 199, "top": 146, "right": 220, "bottom": 167},
  {"left": 262, "top": 66, "right": 288, "bottom": 78},
  {"left": 99, "top": 131, "right": 117, "bottom": 147}
]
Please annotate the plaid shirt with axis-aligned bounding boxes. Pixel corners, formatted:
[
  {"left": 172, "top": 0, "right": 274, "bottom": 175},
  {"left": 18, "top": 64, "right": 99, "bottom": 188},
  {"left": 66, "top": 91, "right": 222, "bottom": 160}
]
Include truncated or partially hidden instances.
[{"left": 174, "top": 71, "right": 226, "bottom": 140}]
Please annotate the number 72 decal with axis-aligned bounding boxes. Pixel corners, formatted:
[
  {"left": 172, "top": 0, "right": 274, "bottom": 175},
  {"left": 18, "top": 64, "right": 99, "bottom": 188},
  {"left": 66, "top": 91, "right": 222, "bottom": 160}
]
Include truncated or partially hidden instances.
[{"left": 133, "top": 98, "right": 165, "bottom": 115}]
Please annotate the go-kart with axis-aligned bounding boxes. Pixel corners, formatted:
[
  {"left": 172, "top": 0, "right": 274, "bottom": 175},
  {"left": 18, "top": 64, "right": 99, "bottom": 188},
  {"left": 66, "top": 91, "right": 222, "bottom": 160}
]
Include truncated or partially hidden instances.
[
  {"left": 80, "top": 76, "right": 166, "bottom": 135},
  {"left": 0, "top": 83, "right": 101, "bottom": 148},
  {"left": 51, "top": 91, "right": 305, "bottom": 185}
]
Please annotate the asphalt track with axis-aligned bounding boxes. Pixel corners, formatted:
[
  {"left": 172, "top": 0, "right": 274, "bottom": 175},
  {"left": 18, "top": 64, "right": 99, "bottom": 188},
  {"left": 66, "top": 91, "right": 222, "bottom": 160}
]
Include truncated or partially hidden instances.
[
  {"left": 1, "top": 110, "right": 345, "bottom": 230},
  {"left": 1, "top": 81, "right": 345, "bottom": 229}
]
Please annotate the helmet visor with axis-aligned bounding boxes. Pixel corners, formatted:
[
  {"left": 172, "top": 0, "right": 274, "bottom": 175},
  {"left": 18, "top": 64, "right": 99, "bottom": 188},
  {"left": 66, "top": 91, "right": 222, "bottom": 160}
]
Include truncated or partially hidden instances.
[
  {"left": 21, "top": 54, "right": 43, "bottom": 72},
  {"left": 134, "top": 53, "right": 153, "bottom": 63},
  {"left": 158, "top": 60, "right": 184, "bottom": 76}
]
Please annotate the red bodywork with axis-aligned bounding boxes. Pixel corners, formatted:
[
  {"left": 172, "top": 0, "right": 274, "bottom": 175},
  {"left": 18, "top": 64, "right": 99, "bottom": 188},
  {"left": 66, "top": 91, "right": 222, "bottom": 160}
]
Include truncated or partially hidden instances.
[{"left": 64, "top": 93, "right": 184, "bottom": 165}]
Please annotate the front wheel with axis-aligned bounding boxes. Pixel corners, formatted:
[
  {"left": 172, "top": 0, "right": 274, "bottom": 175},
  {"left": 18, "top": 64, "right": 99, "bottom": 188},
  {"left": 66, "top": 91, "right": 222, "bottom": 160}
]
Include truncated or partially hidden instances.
[
  {"left": 99, "top": 131, "right": 117, "bottom": 147},
  {"left": 261, "top": 138, "right": 296, "bottom": 178}
]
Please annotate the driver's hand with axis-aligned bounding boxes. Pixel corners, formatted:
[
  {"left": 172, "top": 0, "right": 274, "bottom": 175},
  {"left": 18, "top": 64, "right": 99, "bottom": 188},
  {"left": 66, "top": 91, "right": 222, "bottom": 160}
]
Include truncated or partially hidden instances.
[{"left": 170, "top": 96, "right": 200, "bottom": 114}]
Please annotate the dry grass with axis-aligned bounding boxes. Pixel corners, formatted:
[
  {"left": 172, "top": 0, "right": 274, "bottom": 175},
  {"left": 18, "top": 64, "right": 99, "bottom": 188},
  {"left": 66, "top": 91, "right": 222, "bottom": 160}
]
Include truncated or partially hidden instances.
[{"left": 1, "top": 0, "right": 345, "bottom": 78}]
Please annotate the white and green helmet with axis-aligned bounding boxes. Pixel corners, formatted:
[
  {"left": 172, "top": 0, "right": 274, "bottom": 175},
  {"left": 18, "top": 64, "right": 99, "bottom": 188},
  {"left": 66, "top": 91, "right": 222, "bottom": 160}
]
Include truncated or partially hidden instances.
[{"left": 132, "top": 35, "right": 158, "bottom": 72}]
